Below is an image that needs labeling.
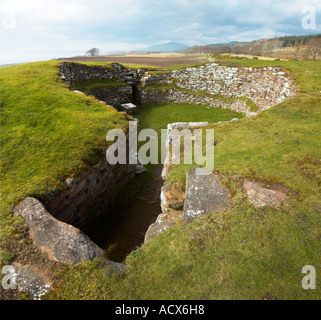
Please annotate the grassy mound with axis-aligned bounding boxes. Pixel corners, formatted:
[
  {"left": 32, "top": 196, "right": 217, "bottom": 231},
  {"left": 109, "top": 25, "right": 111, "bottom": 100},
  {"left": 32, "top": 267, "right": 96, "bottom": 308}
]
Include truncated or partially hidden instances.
[
  {"left": 0, "top": 61, "right": 128, "bottom": 266},
  {"left": 46, "top": 59, "right": 321, "bottom": 300},
  {"left": 1, "top": 59, "right": 320, "bottom": 300}
]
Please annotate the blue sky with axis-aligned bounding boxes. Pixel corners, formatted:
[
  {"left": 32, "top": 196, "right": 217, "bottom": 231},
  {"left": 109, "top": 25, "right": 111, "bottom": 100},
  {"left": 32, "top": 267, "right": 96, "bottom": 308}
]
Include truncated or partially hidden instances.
[{"left": 0, "top": 0, "right": 320, "bottom": 64}]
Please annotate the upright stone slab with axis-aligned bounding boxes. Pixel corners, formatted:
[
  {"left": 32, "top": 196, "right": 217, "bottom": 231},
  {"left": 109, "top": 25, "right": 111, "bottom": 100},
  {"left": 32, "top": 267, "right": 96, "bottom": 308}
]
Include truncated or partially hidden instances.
[
  {"left": 14, "top": 197, "right": 106, "bottom": 264},
  {"left": 183, "top": 168, "right": 231, "bottom": 223}
]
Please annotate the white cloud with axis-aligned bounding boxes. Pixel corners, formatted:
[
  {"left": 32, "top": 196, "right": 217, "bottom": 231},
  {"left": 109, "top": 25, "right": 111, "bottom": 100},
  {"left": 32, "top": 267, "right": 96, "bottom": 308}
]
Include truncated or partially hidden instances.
[{"left": 0, "top": 0, "right": 320, "bottom": 64}]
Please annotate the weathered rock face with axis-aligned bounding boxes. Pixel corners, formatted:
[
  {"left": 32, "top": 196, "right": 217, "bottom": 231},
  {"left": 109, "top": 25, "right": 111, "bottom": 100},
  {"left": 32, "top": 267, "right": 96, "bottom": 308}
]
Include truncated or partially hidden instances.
[
  {"left": 6, "top": 263, "right": 52, "bottom": 300},
  {"left": 14, "top": 197, "right": 106, "bottom": 264},
  {"left": 183, "top": 168, "right": 231, "bottom": 223},
  {"left": 145, "top": 183, "right": 185, "bottom": 242},
  {"left": 161, "top": 122, "right": 209, "bottom": 180},
  {"left": 243, "top": 180, "right": 287, "bottom": 207}
]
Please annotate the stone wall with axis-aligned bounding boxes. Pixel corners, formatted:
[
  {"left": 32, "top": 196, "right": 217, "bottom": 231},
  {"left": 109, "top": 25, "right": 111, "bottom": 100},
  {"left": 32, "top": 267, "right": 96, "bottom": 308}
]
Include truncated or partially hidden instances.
[
  {"left": 140, "top": 63, "right": 296, "bottom": 113},
  {"left": 136, "top": 87, "right": 250, "bottom": 115},
  {"left": 59, "top": 61, "right": 296, "bottom": 115},
  {"left": 43, "top": 139, "right": 137, "bottom": 231},
  {"left": 59, "top": 62, "right": 125, "bottom": 84},
  {"left": 88, "top": 86, "right": 133, "bottom": 108}
]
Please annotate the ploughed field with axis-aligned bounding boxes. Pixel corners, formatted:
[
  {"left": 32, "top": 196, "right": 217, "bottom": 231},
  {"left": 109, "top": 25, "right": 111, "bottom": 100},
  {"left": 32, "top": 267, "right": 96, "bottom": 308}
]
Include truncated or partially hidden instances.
[{"left": 56, "top": 54, "right": 208, "bottom": 67}]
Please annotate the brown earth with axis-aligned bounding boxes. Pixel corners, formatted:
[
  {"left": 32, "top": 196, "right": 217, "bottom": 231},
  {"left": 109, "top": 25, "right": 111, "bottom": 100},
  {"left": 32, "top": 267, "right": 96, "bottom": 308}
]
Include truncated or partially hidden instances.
[{"left": 56, "top": 54, "right": 208, "bottom": 67}]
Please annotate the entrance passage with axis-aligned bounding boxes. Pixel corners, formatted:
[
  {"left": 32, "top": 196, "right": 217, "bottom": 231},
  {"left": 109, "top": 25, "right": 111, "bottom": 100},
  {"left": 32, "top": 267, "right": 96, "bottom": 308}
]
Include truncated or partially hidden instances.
[{"left": 86, "top": 166, "right": 163, "bottom": 262}]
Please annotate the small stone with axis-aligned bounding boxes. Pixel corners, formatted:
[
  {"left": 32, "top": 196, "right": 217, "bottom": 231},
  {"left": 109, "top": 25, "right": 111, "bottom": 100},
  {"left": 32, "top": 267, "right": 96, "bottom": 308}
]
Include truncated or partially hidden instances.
[
  {"left": 161, "top": 184, "right": 185, "bottom": 212},
  {"left": 243, "top": 180, "right": 287, "bottom": 207}
]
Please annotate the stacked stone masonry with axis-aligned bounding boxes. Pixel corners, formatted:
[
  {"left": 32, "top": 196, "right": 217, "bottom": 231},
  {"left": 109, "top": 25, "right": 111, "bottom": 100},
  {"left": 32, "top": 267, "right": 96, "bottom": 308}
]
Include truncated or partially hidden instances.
[
  {"left": 59, "top": 62, "right": 125, "bottom": 84},
  {"left": 139, "top": 63, "right": 296, "bottom": 114},
  {"left": 44, "top": 148, "right": 137, "bottom": 231},
  {"left": 137, "top": 88, "right": 250, "bottom": 114},
  {"left": 59, "top": 62, "right": 296, "bottom": 116},
  {"left": 88, "top": 86, "right": 133, "bottom": 108}
]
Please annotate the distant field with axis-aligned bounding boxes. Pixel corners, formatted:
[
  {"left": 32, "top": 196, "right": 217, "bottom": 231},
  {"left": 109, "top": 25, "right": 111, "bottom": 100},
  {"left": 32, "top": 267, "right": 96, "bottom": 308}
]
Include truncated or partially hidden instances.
[
  {"left": 56, "top": 53, "right": 208, "bottom": 67},
  {"left": 0, "top": 63, "right": 24, "bottom": 69}
]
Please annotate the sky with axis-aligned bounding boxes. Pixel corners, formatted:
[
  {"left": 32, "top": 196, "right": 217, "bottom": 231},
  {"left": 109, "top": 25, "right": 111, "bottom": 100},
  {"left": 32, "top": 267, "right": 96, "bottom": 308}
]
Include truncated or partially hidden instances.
[{"left": 0, "top": 0, "right": 321, "bottom": 65}]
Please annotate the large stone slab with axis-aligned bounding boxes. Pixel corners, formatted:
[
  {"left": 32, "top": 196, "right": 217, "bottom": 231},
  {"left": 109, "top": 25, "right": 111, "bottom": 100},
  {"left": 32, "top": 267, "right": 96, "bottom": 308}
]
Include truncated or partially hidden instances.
[
  {"left": 242, "top": 180, "right": 287, "bottom": 207},
  {"left": 14, "top": 197, "right": 106, "bottom": 264},
  {"left": 183, "top": 168, "right": 231, "bottom": 223}
]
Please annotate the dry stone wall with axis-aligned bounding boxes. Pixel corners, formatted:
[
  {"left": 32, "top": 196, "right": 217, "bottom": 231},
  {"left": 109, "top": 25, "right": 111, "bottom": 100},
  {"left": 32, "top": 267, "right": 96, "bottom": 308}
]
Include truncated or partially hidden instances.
[
  {"left": 137, "top": 87, "right": 250, "bottom": 114},
  {"left": 43, "top": 141, "right": 137, "bottom": 231},
  {"left": 139, "top": 63, "right": 296, "bottom": 114},
  {"left": 59, "top": 61, "right": 296, "bottom": 116},
  {"left": 59, "top": 62, "right": 125, "bottom": 84},
  {"left": 88, "top": 86, "right": 133, "bottom": 108}
]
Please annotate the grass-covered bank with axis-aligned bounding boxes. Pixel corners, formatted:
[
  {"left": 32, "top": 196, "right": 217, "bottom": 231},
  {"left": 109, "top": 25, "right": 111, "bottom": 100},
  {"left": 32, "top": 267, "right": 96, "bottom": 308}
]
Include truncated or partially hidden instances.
[
  {"left": 0, "top": 61, "right": 128, "bottom": 268},
  {"left": 84, "top": 104, "right": 242, "bottom": 263},
  {"left": 46, "top": 59, "right": 320, "bottom": 300},
  {"left": 72, "top": 78, "right": 129, "bottom": 94},
  {"left": 1, "top": 59, "right": 320, "bottom": 300}
]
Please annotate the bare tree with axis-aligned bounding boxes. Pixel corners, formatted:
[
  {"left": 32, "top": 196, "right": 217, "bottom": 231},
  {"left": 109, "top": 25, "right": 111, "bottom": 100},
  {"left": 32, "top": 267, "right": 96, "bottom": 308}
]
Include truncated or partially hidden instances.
[
  {"left": 86, "top": 48, "right": 100, "bottom": 56},
  {"left": 306, "top": 39, "right": 321, "bottom": 60}
]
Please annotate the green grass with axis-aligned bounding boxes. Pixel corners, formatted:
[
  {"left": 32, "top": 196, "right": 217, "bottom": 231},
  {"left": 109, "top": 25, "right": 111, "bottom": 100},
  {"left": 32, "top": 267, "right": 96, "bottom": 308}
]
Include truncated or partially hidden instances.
[
  {"left": 136, "top": 103, "right": 244, "bottom": 133},
  {"left": 46, "top": 59, "right": 321, "bottom": 300},
  {"left": 1, "top": 58, "right": 321, "bottom": 300},
  {"left": 0, "top": 61, "right": 128, "bottom": 265},
  {"left": 78, "top": 61, "right": 159, "bottom": 71}
]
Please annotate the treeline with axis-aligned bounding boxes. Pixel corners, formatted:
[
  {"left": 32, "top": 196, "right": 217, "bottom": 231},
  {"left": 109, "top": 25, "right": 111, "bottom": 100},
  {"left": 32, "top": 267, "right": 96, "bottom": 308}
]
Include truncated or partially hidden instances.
[
  {"left": 186, "top": 34, "right": 321, "bottom": 60},
  {"left": 278, "top": 34, "right": 321, "bottom": 47}
]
